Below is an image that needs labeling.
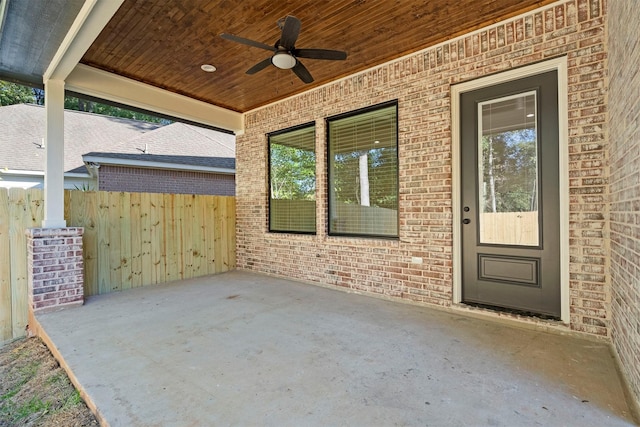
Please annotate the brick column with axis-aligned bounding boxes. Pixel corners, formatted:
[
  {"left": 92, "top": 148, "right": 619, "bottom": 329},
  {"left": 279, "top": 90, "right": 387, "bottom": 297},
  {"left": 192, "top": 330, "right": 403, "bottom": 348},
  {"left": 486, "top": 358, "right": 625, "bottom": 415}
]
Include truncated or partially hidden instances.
[{"left": 26, "top": 228, "right": 84, "bottom": 313}]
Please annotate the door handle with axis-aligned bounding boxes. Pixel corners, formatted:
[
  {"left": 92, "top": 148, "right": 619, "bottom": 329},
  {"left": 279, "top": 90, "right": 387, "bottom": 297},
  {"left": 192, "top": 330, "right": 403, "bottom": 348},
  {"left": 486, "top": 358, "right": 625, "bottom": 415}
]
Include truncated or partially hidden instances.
[{"left": 463, "top": 218, "right": 471, "bottom": 224}]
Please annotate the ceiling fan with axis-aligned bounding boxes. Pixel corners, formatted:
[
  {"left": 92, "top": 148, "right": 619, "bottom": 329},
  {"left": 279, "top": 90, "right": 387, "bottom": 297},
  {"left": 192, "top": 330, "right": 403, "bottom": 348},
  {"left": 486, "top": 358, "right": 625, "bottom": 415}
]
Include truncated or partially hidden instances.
[{"left": 220, "top": 15, "right": 347, "bottom": 84}]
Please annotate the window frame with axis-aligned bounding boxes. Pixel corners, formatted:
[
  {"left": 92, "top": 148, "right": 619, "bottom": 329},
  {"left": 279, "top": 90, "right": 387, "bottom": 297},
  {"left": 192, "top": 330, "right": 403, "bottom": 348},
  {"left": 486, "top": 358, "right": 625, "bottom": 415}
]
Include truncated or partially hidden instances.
[
  {"left": 326, "top": 100, "right": 400, "bottom": 239},
  {"left": 267, "top": 121, "right": 317, "bottom": 234}
]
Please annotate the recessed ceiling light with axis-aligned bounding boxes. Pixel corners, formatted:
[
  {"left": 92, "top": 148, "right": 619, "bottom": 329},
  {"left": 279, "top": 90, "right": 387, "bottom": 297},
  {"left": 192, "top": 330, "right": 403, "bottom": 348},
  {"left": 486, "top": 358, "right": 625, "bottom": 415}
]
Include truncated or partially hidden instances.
[
  {"left": 526, "top": 113, "right": 535, "bottom": 118},
  {"left": 374, "top": 140, "right": 380, "bottom": 144},
  {"left": 201, "top": 64, "right": 216, "bottom": 72}
]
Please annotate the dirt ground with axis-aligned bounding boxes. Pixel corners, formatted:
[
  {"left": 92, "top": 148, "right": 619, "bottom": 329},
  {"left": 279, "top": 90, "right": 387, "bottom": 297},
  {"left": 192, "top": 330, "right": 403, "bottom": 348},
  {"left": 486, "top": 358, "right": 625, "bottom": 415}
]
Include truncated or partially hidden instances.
[{"left": 0, "top": 337, "right": 98, "bottom": 427}]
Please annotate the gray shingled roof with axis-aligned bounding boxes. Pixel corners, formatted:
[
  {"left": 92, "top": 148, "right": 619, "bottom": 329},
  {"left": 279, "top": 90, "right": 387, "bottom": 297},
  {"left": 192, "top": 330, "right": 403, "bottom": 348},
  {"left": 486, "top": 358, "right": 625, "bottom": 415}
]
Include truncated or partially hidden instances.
[
  {"left": 0, "top": 104, "right": 235, "bottom": 174},
  {"left": 84, "top": 120, "right": 235, "bottom": 171}
]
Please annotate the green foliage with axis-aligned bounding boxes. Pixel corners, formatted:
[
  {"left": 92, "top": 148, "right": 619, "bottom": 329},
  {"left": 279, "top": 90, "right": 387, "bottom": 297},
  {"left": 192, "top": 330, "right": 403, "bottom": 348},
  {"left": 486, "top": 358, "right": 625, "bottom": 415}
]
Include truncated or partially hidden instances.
[
  {"left": 0, "top": 79, "right": 168, "bottom": 124},
  {"left": 74, "top": 182, "right": 95, "bottom": 192},
  {"left": 0, "top": 359, "right": 43, "bottom": 423},
  {"left": 15, "top": 397, "right": 50, "bottom": 421},
  {"left": 481, "top": 129, "right": 538, "bottom": 213},
  {"left": 0, "top": 80, "right": 35, "bottom": 106},
  {"left": 270, "top": 143, "right": 316, "bottom": 200},
  {"left": 63, "top": 390, "right": 83, "bottom": 408},
  {"left": 64, "top": 96, "right": 170, "bottom": 124}
]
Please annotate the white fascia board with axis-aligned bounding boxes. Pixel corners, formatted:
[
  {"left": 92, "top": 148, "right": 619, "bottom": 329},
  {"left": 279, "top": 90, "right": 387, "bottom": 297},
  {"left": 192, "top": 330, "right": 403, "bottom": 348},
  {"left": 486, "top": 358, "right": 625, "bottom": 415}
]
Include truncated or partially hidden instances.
[
  {"left": 0, "top": 169, "right": 45, "bottom": 176},
  {"left": 66, "top": 64, "right": 244, "bottom": 134},
  {"left": 0, "top": 0, "right": 10, "bottom": 45},
  {"left": 82, "top": 155, "right": 236, "bottom": 175},
  {"left": 0, "top": 169, "right": 90, "bottom": 178},
  {"left": 44, "top": 0, "right": 125, "bottom": 81}
]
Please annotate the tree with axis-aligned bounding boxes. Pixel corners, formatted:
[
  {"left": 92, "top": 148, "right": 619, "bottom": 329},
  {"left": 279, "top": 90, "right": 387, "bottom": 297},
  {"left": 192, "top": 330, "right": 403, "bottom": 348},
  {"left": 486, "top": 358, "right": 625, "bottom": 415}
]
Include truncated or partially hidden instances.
[
  {"left": 481, "top": 129, "right": 538, "bottom": 213},
  {"left": 0, "top": 80, "right": 35, "bottom": 105},
  {"left": 270, "top": 144, "right": 316, "bottom": 200},
  {"left": 0, "top": 79, "right": 168, "bottom": 124},
  {"left": 64, "top": 96, "right": 170, "bottom": 124}
]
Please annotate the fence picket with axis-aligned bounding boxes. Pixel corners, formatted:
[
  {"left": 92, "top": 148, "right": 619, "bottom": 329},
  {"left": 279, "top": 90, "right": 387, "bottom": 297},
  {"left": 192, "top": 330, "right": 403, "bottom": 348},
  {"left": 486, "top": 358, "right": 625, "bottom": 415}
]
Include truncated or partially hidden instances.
[
  {"left": 182, "top": 194, "right": 194, "bottom": 280},
  {"left": 96, "top": 192, "right": 111, "bottom": 294},
  {"left": 81, "top": 191, "right": 99, "bottom": 296},
  {"left": 139, "top": 192, "right": 152, "bottom": 286},
  {"left": 228, "top": 196, "right": 237, "bottom": 269},
  {"left": 120, "top": 192, "right": 132, "bottom": 290},
  {"left": 8, "top": 189, "right": 29, "bottom": 338},
  {"left": 205, "top": 196, "right": 217, "bottom": 275},
  {"left": 149, "top": 193, "right": 164, "bottom": 284},
  {"left": 108, "top": 192, "right": 122, "bottom": 292},
  {"left": 192, "top": 195, "right": 206, "bottom": 276},
  {"left": 0, "top": 189, "right": 12, "bottom": 344},
  {"left": 164, "top": 194, "right": 177, "bottom": 282},
  {"left": 130, "top": 192, "right": 143, "bottom": 288}
]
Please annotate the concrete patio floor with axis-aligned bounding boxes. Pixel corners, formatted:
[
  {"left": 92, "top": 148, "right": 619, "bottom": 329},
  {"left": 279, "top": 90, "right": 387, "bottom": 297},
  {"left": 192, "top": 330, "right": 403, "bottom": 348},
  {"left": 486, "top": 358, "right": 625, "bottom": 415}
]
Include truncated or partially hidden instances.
[{"left": 35, "top": 271, "right": 636, "bottom": 426}]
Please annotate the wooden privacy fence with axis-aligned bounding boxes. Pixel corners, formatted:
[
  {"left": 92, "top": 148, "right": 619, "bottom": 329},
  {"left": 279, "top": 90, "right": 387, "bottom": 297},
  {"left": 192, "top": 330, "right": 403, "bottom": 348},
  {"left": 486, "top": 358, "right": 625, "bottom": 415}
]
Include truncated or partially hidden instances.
[
  {"left": 0, "top": 188, "right": 236, "bottom": 344},
  {"left": 480, "top": 211, "right": 539, "bottom": 246}
]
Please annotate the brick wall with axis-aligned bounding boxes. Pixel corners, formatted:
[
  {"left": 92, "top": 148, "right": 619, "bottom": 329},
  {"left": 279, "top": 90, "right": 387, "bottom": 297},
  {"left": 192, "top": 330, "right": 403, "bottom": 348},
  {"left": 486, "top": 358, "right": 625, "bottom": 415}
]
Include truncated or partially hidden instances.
[
  {"left": 26, "top": 228, "right": 84, "bottom": 313},
  {"left": 98, "top": 166, "right": 235, "bottom": 196},
  {"left": 237, "top": 0, "right": 608, "bottom": 336},
  {"left": 608, "top": 0, "right": 640, "bottom": 405}
]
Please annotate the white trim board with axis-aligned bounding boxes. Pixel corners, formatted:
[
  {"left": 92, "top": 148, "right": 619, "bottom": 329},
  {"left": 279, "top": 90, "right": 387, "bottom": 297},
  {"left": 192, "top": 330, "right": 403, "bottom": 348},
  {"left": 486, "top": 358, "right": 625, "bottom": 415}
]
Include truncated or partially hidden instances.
[
  {"left": 66, "top": 65, "right": 243, "bottom": 134},
  {"left": 82, "top": 156, "right": 235, "bottom": 175},
  {"left": 450, "top": 57, "right": 570, "bottom": 323}
]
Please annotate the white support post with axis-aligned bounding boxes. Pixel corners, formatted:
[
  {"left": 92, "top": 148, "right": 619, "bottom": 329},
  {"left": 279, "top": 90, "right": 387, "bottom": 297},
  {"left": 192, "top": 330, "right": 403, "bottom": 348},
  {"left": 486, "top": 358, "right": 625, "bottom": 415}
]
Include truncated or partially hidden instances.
[{"left": 42, "top": 79, "right": 67, "bottom": 228}]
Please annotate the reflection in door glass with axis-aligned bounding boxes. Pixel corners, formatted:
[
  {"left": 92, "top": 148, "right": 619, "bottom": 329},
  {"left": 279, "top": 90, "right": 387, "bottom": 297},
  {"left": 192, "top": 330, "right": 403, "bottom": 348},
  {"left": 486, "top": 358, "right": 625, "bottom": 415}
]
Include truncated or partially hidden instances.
[{"left": 478, "top": 92, "right": 539, "bottom": 246}]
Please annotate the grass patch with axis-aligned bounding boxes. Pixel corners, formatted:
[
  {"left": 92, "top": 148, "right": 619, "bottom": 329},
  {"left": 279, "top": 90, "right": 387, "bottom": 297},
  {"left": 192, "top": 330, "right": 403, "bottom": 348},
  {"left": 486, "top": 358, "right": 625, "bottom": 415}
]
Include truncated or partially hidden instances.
[
  {"left": 0, "top": 337, "right": 97, "bottom": 426},
  {"left": 63, "top": 390, "right": 83, "bottom": 409},
  {"left": 14, "top": 397, "right": 50, "bottom": 422}
]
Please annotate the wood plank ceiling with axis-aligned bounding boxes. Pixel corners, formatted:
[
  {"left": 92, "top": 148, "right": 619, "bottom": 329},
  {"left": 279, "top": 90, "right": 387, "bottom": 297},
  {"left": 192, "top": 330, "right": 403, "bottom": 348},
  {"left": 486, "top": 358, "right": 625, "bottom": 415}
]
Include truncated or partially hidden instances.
[{"left": 81, "top": 0, "right": 556, "bottom": 113}]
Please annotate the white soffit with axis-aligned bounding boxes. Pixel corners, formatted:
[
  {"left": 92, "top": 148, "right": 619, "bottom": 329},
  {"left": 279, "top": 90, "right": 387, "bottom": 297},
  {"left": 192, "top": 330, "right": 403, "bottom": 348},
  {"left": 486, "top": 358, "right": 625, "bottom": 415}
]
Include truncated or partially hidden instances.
[{"left": 67, "top": 64, "right": 244, "bottom": 134}]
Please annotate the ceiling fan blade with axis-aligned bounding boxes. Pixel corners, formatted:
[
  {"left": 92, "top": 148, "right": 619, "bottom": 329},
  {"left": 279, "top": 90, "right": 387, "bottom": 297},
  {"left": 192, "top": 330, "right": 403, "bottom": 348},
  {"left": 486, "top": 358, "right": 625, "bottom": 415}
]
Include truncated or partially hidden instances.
[
  {"left": 279, "top": 16, "right": 301, "bottom": 50},
  {"left": 293, "top": 49, "right": 347, "bottom": 60},
  {"left": 246, "top": 57, "right": 273, "bottom": 75},
  {"left": 292, "top": 60, "right": 313, "bottom": 84},
  {"left": 220, "top": 33, "right": 276, "bottom": 51}
]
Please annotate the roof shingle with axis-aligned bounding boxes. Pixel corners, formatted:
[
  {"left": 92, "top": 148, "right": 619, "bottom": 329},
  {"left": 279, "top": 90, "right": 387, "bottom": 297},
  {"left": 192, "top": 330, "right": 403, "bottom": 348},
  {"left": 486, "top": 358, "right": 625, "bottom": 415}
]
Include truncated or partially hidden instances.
[{"left": 0, "top": 104, "right": 235, "bottom": 174}]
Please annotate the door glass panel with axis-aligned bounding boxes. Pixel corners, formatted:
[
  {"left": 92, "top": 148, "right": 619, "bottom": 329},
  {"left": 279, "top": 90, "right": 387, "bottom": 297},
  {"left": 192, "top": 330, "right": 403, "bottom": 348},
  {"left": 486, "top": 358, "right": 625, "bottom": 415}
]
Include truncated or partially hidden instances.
[{"left": 478, "top": 91, "right": 539, "bottom": 246}]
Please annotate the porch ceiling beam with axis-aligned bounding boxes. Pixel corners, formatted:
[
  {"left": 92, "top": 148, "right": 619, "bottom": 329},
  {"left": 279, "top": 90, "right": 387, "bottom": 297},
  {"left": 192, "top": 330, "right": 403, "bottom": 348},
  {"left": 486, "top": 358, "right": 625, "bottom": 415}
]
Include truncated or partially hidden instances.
[{"left": 66, "top": 64, "right": 244, "bottom": 134}]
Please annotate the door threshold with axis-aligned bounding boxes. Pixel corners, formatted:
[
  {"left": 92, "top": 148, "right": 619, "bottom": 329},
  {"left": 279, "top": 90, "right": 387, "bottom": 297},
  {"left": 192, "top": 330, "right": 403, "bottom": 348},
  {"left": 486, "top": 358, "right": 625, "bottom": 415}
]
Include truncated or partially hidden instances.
[{"left": 462, "top": 302, "right": 560, "bottom": 321}]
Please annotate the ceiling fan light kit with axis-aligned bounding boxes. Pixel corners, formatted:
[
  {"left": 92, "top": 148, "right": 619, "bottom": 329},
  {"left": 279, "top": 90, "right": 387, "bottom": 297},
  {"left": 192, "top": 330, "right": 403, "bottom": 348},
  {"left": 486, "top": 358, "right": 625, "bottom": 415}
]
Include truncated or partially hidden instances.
[
  {"left": 220, "top": 15, "right": 347, "bottom": 84},
  {"left": 271, "top": 52, "right": 296, "bottom": 69}
]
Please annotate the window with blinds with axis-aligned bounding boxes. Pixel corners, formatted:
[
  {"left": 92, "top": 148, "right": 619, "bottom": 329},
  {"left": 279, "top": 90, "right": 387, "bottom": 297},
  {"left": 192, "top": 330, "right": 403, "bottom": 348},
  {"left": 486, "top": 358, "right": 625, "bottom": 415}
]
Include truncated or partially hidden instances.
[
  {"left": 327, "top": 101, "right": 398, "bottom": 237},
  {"left": 268, "top": 123, "right": 316, "bottom": 233}
]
